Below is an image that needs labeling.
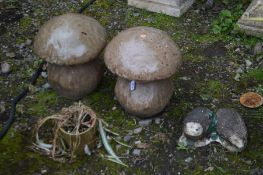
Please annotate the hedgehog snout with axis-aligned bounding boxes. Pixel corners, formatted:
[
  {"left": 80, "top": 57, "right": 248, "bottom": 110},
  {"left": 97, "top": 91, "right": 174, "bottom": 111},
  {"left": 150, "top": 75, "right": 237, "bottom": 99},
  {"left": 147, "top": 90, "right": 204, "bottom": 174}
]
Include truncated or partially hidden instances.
[
  {"left": 229, "top": 135, "right": 244, "bottom": 149},
  {"left": 184, "top": 122, "right": 204, "bottom": 137}
]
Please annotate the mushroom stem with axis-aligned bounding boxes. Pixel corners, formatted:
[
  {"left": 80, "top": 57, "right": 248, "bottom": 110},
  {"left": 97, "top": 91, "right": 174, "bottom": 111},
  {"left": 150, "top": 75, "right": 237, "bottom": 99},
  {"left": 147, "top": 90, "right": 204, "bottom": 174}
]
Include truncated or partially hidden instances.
[
  {"left": 48, "top": 59, "right": 103, "bottom": 100},
  {"left": 115, "top": 77, "right": 173, "bottom": 118}
]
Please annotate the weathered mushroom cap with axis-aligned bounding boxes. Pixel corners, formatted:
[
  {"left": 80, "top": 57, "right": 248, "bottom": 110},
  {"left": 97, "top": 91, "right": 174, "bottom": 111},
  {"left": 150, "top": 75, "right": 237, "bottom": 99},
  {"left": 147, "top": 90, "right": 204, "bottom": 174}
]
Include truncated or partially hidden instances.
[
  {"left": 104, "top": 26, "right": 182, "bottom": 81},
  {"left": 216, "top": 108, "right": 247, "bottom": 151},
  {"left": 34, "top": 13, "right": 106, "bottom": 65}
]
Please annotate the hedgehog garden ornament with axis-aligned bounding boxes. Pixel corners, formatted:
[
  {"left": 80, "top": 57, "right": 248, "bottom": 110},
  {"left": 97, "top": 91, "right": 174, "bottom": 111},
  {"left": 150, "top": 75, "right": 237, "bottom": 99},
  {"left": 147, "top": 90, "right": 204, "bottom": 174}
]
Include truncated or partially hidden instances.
[
  {"left": 178, "top": 107, "right": 247, "bottom": 152},
  {"left": 34, "top": 13, "right": 106, "bottom": 99},
  {"left": 104, "top": 26, "right": 182, "bottom": 118}
]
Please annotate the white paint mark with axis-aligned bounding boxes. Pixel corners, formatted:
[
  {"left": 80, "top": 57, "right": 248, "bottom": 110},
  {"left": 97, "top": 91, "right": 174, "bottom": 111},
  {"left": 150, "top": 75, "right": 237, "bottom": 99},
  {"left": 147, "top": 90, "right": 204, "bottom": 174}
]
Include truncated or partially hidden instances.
[
  {"left": 119, "top": 37, "right": 159, "bottom": 75},
  {"left": 140, "top": 34, "right": 147, "bottom": 38},
  {"left": 46, "top": 23, "right": 87, "bottom": 60}
]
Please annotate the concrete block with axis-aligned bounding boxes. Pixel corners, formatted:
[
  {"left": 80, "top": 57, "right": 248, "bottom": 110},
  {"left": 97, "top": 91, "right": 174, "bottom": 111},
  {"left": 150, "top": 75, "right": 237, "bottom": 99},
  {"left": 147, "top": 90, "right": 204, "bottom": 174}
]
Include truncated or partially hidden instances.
[
  {"left": 128, "top": 0, "right": 195, "bottom": 17},
  {"left": 237, "top": 0, "right": 263, "bottom": 38}
]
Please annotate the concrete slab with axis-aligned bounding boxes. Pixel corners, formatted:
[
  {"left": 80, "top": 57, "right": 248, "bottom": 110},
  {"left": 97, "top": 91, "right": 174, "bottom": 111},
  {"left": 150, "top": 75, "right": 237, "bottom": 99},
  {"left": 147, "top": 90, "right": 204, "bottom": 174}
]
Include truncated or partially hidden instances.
[
  {"left": 128, "top": 0, "right": 195, "bottom": 17},
  {"left": 237, "top": 0, "right": 263, "bottom": 38}
]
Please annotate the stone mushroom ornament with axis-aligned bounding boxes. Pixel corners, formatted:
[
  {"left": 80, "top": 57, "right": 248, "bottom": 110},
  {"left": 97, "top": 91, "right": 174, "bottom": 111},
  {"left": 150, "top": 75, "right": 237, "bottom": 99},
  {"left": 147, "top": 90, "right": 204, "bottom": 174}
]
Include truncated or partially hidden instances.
[
  {"left": 34, "top": 13, "right": 106, "bottom": 99},
  {"left": 104, "top": 26, "right": 182, "bottom": 118},
  {"left": 178, "top": 107, "right": 247, "bottom": 152}
]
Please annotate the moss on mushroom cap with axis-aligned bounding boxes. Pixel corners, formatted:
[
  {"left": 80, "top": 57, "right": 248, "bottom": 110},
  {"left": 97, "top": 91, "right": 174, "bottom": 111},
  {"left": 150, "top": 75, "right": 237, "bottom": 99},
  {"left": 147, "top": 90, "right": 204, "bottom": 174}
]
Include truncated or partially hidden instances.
[
  {"left": 34, "top": 13, "right": 106, "bottom": 66},
  {"left": 104, "top": 26, "right": 182, "bottom": 81}
]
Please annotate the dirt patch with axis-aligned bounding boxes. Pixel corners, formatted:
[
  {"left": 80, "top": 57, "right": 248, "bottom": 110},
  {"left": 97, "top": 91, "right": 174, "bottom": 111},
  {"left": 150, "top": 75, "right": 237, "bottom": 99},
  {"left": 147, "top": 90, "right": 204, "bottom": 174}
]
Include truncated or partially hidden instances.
[{"left": 203, "top": 41, "right": 227, "bottom": 58}]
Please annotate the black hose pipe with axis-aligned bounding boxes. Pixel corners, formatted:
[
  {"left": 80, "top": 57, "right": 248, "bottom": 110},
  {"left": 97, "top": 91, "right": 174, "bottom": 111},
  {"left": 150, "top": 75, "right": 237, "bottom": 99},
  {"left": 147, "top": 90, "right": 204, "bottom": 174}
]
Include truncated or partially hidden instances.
[
  {"left": 0, "top": 61, "right": 46, "bottom": 139},
  {"left": 78, "top": 0, "right": 96, "bottom": 14}
]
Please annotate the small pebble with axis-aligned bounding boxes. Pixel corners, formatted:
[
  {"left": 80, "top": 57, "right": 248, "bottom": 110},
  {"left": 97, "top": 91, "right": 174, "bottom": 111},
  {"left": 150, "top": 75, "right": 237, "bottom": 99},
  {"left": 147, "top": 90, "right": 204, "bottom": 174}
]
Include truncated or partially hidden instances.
[
  {"left": 84, "top": 144, "right": 91, "bottom": 156},
  {"left": 245, "top": 59, "right": 252, "bottom": 68},
  {"left": 133, "top": 12, "right": 140, "bottom": 17},
  {"left": 244, "top": 160, "right": 252, "bottom": 165},
  {"left": 132, "top": 149, "right": 141, "bottom": 156},
  {"left": 107, "top": 135, "right": 111, "bottom": 141},
  {"left": 25, "top": 39, "right": 32, "bottom": 45},
  {"left": 134, "top": 140, "right": 141, "bottom": 145},
  {"left": 123, "top": 134, "right": 132, "bottom": 142},
  {"left": 253, "top": 42, "right": 263, "bottom": 55},
  {"left": 185, "top": 157, "right": 193, "bottom": 163},
  {"left": 234, "top": 73, "right": 241, "bottom": 81},
  {"left": 229, "top": 61, "right": 235, "bottom": 66},
  {"left": 194, "top": 9, "right": 200, "bottom": 14},
  {"left": 155, "top": 118, "right": 161, "bottom": 124},
  {"left": 19, "top": 43, "right": 25, "bottom": 48},
  {"left": 179, "top": 76, "right": 191, "bottom": 80},
  {"left": 1, "top": 62, "right": 11, "bottom": 73},
  {"left": 213, "top": 147, "right": 217, "bottom": 153},
  {"left": 6, "top": 52, "right": 15, "bottom": 58},
  {"left": 235, "top": 67, "right": 244, "bottom": 74},
  {"left": 119, "top": 171, "right": 126, "bottom": 175},
  {"left": 235, "top": 48, "right": 241, "bottom": 52},
  {"left": 41, "top": 72, "right": 48, "bottom": 78},
  {"left": 41, "top": 169, "right": 47, "bottom": 174},
  {"left": 204, "top": 167, "right": 214, "bottom": 172},
  {"left": 139, "top": 119, "right": 152, "bottom": 127},
  {"left": 0, "top": 101, "right": 5, "bottom": 113},
  {"left": 204, "top": 0, "right": 214, "bottom": 9},
  {"left": 136, "top": 143, "right": 150, "bottom": 149},
  {"left": 145, "top": 17, "right": 154, "bottom": 23},
  {"left": 133, "top": 127, "right": 143, "bottom": 134}
]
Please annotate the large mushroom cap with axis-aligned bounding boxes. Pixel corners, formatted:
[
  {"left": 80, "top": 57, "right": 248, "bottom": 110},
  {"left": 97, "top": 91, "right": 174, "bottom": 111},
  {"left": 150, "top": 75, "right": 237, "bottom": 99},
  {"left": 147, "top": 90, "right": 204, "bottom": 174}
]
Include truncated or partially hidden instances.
[
  {"left": 34, "top": 13, "right": 106, "bottom": 65},
  {"left": 104, "top": 26, "right": 182, "bottom": 81}
]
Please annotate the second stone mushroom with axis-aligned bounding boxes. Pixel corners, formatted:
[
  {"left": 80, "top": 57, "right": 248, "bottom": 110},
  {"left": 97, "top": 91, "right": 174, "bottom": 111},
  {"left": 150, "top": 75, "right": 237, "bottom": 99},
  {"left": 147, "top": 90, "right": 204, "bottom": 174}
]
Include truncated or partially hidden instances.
[
  {"left": 34, "top": 13, "right": 106, "bottom": 99},
  {"left": 104, "top": 26, "right": 182, "bottom": 118}
]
